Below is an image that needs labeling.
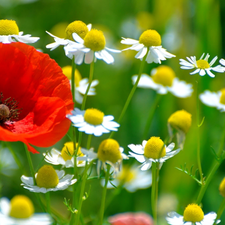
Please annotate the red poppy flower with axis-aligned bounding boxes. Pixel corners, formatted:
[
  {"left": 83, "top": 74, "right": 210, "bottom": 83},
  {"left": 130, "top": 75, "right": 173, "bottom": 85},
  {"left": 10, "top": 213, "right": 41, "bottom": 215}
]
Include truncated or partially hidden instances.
[{"left": 0, "top": 42, "right": 73, "bottom": 153}]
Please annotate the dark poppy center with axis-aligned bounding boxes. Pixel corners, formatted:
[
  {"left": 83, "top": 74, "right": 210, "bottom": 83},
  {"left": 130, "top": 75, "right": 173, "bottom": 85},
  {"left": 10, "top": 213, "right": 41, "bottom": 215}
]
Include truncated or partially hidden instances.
[
  {"left": 0, "top": 92, "right": 20, "bottom": 124},
  {"left": 0, "top": 104, "right": 10, "bottom": 122}
]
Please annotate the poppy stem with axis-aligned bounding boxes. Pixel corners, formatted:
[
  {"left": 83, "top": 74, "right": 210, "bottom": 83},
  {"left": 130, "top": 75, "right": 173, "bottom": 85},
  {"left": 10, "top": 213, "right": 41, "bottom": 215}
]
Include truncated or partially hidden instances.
[
  {"left": 81, "top": 60, "right": 95, "bottom": 110},
  {"left": 24, "top": 144, "right": 36, "bottom": 185}
]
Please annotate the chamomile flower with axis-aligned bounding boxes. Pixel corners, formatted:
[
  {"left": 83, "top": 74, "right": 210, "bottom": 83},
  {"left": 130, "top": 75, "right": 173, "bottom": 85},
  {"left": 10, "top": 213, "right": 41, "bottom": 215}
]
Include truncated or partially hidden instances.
[
  {"left": 168, "top": 110, "right": 192, "bottom": 148},
  {"left": 121, "top": 29, "right": 175, "bottom": 64},
  {"left": 67, "top": 108, "right": 120, "bottom": 136},
  {"left": 166, "top": 203, "right": 220, "bottom": 225},
  {"left": 128, "top": 137, "right": 180, "bottom": 170},
  {"left": 21, "top": 165, "right": 76, "bottom": 193},
  {"left": 65, "top": 28, "right": 121, "bottom": 65},
  {"left": 179, "top": 53, "right": 225, "bottom": 77},
  {"left": 97, "top": 139, "right": 128, "bottom": 174},
  {"left": 46, "top": 20, "right": 92, "bottom": 51},
  {"left": 199, "top": 89, "right": 225, "bottom": 112},
  {"left": 43, "top": 142, "right": 86, "bottom": 168},
  {"left": 62, "top": 65, "right": 99, "bottom": 104},
  {"left": 132, "top": 65, "right": 193, "bottom": 98},
  {"left": 0, "top": 19, "right": 39, "bottom": 43},
  {"left": 0, "top": 195, "right": 52, "bottom": 225},
  {"left": 102, "top": 164, "right": 152, "bottom": 192}
]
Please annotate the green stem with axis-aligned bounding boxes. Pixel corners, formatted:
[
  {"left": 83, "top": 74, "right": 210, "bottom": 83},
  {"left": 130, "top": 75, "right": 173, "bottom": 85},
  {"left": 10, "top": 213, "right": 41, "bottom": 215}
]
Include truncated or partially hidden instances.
[
  {"left": 196, "top": 116, "right": 225, "bottom": 204},
  {"left": 86, "top": 134, "right": 92, "bottom": 149},
  {"left": 109, "top": 56, "right": 146, "bottom": 138},
  {"left": 81, "top": 61, "right": 95, "bottom": 110},
  {"left": 99, "top": 164, "right": 111, "bottom": 225},
  {"left": 74, "top": 162, "right": 92, "bottom": 225},
  {"left": 142, "top": 94, "right": 162, "bottom": 140},
  {"left": 195, "top": 80, "right": 204, "bottom": 185},
  {"left": 46, "top": 192, "right": 51, "bottom": 214},
  {"left": 24, "top": 144, "right": 36, "bottom": 185},
  {"left": 151, "top": 162, "right": 159, "bottom": 224},
  {"left": 214, "top": 197, "right": 225, "bottom": 224},
  {"left": 71, "top": 57, "right": 77, "bottom": 104}
]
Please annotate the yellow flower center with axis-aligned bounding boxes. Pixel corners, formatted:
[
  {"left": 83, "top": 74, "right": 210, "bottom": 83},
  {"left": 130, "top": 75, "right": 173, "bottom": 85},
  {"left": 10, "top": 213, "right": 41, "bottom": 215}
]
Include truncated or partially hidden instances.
[
  {"left": 196, "top": 59, "right": 210, "bottom": 69},
  {"left": 144, "top": 137, "right": 166, "bottom": 159},
  {"left": 97, "top": 139, "right": 122, "bottom": 164},
  {"left": 62, "top": 65, "right": 82, "bottom": 87},
  {"left": 9, "top": 195, "right": 34, "bottom": 219},
  {"left": 84, "top": 29, "right": 106, "bottom": 51},
  {"left": 152, "top": 65, "right": 176, "bottom": 87},
  {"left": 84, "top": 108, "right": 104, "bottom": 125},
  {"left": 168, "top": 110, "right": 192, "bottom": 134},
  {"left": 36, "top": 165, "right": 59, "bottom": 188},
  {"left": 183, "top": 204, "right": 204, "bottom": 222},
  {"left": 139, "top": 29, "right": 161, "bottom": 47},
  {"left": 61, "top": 142, "right": 83, "bottom": 161},
  {"left": 219, "top": 177, "right": 225, "bottom": 197},
  {"left": 117, "top": 166, "right": 136, "bottom": 183},
  {"left": 65, "top": 20, "right": 89, "bottom": 40},
  {"left": 0, "top": 19, "right": 19, "bottom": 35},
  {"left": 220, "top": 88, "right": 225, "bottom": 105}
]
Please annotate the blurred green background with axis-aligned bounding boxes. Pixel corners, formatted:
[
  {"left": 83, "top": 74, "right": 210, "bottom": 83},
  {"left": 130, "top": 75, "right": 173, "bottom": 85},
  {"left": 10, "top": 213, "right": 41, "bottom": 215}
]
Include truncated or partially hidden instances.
[{"left": 1, "top": 0, "right": 225, "bottom": 224}]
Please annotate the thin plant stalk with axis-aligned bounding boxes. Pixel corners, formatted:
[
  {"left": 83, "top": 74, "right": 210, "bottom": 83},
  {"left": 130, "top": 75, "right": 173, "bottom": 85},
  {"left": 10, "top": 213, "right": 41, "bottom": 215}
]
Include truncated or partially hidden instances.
[
  {"left": 196, "top": 116, "right": 225, "bottom": 204},
  {"left": 151, "top": 162, "right": 159, "bottom": 225},
  {"left": 109, "top": 55, "right": 147, "bottom": 138},
  {"left": 81, "top": 60, "right": 95, "bottom": 110},
  {"left": 214, "top": 197, "right": 225, "bottom": 224},
  {"left": 46, "top": 192, "right": 51, "bottom": 214},
  {"left": 143, "top": 94, "right": 162, "bottom": 140},
  {"left": 99, "top": 164, "right": 111, "bottom": 225},
  {"left": 71, "top": 56, "right": 76, "bottom": 104}
]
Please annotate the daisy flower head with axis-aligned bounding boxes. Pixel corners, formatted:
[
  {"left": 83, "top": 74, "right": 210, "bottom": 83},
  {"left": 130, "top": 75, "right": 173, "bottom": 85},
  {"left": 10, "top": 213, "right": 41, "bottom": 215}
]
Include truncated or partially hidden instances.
[
  {"left": 62, "top": 65, "right": 99, "bottom": 104},
  {"left": 103, "top": 164, "right": 152, "bottom": 192},
  {"left": 65, "top": 28, "right": 121, "bottom": 65},
  {"left": 21, "top": 165, "right": 76, "bottom": 193},
  {"left": 44, "top": 142, "right": 86, "bottom": 168},
  {"left": 0, "top": 19, "right": 39, "bottom": 44},
  {"left": 67, "top": 108, "right": 120, "bottom": 136},
  {"left": 97, "top": 138, "right": 128, "bottom": 174},
  {"left": 179, "top": 53, "right": 225, "bottom": 77},
  {"left": 46, "top": 20, "right": 92, "bottom": 51},
  {"left": 132, "top": 65, "right": 193, "bottom": 98},
  {"left": 0, "top": 195, "right": 52, "bottom": 225},
  {"left": 219, "top": 177, "right": 225, "bottom": 197},
  {"left": 199, "top": 88, "right": 225, "bottom": 112},
  {"left": 168, "top": 110, "right": 192, "bottom": 148},
  {"left": 121, "top": 29, "right": 175, "bottom": 64},
  {"left": 128, "top": 136, "right": 180, "bottom": 171},
  {"left": 166, "top": 203, "right": 220, "bottom": 225}
]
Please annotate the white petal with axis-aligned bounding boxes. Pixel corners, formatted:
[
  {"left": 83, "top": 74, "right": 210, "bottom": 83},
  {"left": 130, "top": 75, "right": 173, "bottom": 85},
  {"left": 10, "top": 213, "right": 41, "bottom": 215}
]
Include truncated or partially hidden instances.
[{"left": 121, "top": 37, "right": 139, "bottom": 45}]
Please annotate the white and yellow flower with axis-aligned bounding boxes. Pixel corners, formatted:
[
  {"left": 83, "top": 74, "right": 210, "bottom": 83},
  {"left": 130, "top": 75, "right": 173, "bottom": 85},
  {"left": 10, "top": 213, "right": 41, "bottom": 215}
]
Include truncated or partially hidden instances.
[
  {"left": 166, "top": 203, "right": 220, "bottom": 225},
  {"left": 46, "top": 20, "right": 92, "bottom": 51},
  {"left": 199, "top": 88, "right": 225, "bottom": 112},
  {"left": 128, "top": 137, "right": 180, "bottom": 170},
  {"left": 0, "top": 19, "right": 39, "bottom": 43},
  {"left": 43, "top": 142, "right": 86, "bottom": 168},
  {"left": 121, "top": 29, "right": 175, "bottom": 64},
  {"left": 0, "top": 195, "right": 52, "bottom": 225},
  {"left": 67, "top": 108, "right": 120, "bottom": 136},
  {"left": 62, "top": 66, "right": 99, "bottom": 104},
  {"left": 65, "top": 28, "right": 120, "bottom": 65},
  {"left": 102, "top": 164, "right": 152, "bottom": 192},
  {"left": 132, "top": 65, "right": 193, "bottom": 98},
  {"left": 21, "top": 165, "right": 76, "bottom": 193},
  {"left": 97, "top": 139, "right": 128, "bottom": 174},
  {"left": 179, "top": 53, "right": 225, "bottom": 77}
]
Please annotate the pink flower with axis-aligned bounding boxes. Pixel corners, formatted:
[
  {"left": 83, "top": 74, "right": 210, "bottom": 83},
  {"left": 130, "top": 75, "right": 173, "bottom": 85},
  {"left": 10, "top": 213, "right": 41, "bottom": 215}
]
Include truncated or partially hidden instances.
[{"left": 108, "top": 212, "right": 154, "bottom": 225}]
